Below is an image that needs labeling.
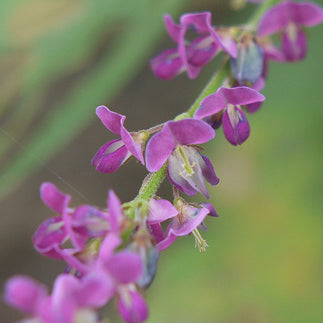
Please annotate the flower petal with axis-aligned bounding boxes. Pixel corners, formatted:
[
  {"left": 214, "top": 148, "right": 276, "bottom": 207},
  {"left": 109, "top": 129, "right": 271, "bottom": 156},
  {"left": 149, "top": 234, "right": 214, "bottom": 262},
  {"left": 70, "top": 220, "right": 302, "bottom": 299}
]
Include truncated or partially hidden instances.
[
  {"left": 92, "top": 139, "right": 131, "bottom": 173},
  {"left": 118, "top": 289, "right": 149, "bottom": 323},
  {"left": 164, "top": 14, "right": 182, "bottom": 42},
  {"left": 4, "top": 276, "right": 47, "bottom": 314},
  {"left": 148, "top": 198, "right": 178, "bottom": 224},
  {"left": 167, "top": 119, "right": 215, "bottom": 145},
  {"left": 200, "top": 154, "right": 220, "bottom": 186},
  {"left": 106, "top": 251, "right": 143, "bottom": 284},
  {"left": 156, "top": 232, "right": 177, "bottom": 251},
  {"left": 222, "top": 106, "right": 250, "bottom": 145},
  {"left": 150, "top": 48, "right": 184, "bottom": 80},
  {"left": 145, "top": 125, "right": 176, "bottom": 172},
  {"left": 180, "top": 12, "right": 211, "bottom": 33},
  {"left": 167, "top": 205, "right": 209, "bottom": 236},
  {"left": 221, "top": 86, "right": 265, "bottom": 106},
  {"left": 96, "top": 106, "right": 123, "bottom": 136},
  {"left": 282, "top": 28, "right": 307, "bottom": 61},
  {"left": 258, "top": 2, "right": 291, "bottom": 36},
  {"left": 286, "top": 1, "right": 323, "bottom": 27},
  {"left": 40, "top": 182, "right": 71, "bottom": 214},
  {"left": 32, "top": 217, "right": 68, "bottom": 258},
  {"left": 108, "top": 190, "right": 124, "bottom": 233}
]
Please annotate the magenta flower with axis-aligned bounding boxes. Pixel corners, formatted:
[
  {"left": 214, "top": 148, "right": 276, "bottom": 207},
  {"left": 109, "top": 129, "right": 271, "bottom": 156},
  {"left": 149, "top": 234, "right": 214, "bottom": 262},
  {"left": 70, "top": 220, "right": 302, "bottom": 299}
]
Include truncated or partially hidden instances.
[
  {"left": 151, "top": 12, "right": 237, "bottom": 80},
  {"left": 195, "top": 86, "right": 265, "bottom": 145},
  {"left": 4, "top": 273, "right": 113, "bottom": 323},
  {"left": 92, "top": 106, "right": 147, "bottom": 173},
  {"left": 96, "top": 233, "right": 149, "bottom": 323},
  {"left": 118, "top": 286, "right": 149, "bottom": 323},
  {"left": 32, "top": 182, "right": 71, "bottom": 259},
  {"left": 145, "top": 119, "right": 219, "bottom": 198},
  {"left": 157, "top": 198, "right": 214, "bottom": 252},
  {"left": 33, "top": 183, "right": 110, "bottom": 263},
  {"left": 258, "top": 1, "right": 323, "bottom": 61}
]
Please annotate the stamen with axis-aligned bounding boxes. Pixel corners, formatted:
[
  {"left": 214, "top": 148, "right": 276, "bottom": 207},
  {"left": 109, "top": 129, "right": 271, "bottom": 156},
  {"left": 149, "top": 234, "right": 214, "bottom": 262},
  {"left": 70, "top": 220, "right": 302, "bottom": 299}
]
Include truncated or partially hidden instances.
[
  {"left": 192, "top": 228, "right": 208, "bottom": 252},
  {"left": 177, "top": 146, "right": 195, "bottom": 176}
]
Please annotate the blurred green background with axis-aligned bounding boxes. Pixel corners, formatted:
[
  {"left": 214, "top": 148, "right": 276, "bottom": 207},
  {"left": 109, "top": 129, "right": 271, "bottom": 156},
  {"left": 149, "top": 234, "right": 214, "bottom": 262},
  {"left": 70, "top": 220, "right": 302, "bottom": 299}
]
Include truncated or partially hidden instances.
[{"left": 0, "top": 0, "right": 322, "bottom": 322}]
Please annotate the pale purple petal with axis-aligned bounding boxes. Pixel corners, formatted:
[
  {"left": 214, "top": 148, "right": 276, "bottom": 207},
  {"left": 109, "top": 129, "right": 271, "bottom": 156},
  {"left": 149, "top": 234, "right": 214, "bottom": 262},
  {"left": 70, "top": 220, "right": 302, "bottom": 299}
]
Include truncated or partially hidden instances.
[
  {"left": 96, "top": 106, "right": 123, "bottom": 136},
  {"left": 4, "top": 276, "right": 47, "bottom": 314},
  {"left": 222, "top": 106, "right": 250, "bottom": 145},
  {"left": 164, "top": 14, "right": 182, "bottom": 42},
  {"left": 71, "top": 206, "right": 108, "bottom": 237},
  {"left": 108, "top": 190, "right": 124, "bottom": 233},
  {"left": 195, "top": 88, "right": 228, "bottom": 120},
  {"left": 145, "top": 125, "right": 177, "bottom": 172},
  {"left": 187, "top": 35, "right": 219, "bottom": 67},
  {"left": 157, "top": 232, "right": 177, "bottom": 251},
  {"left": 282, "top": 28, "right": 307, "bottom": 61},
  {"left": 258, "top": 2, "right": 290, "bottom": 36},
  {"left": 98, "top": 233, "right": 122, "bottom": 263},
  {"left": 32, "top": 217, "right": 68, "bottom": 258},
  {"left": 167, "top": 157, "right": 198, "bottom": 196},
  {"left": 121, "top": 129, "right": 145, "bottom": 164},
  {"left": 178, "top": 26, "right": 201, "bottom": 79},
  {"left": 208, "top": 27, "right": 238, "bottom": 58},
  {"left": 91, "top": 139, "right": 131, "bottom": 173},
  {"left": 167, "top": 205, "right": 209, "bottom": 236},
  {"left": 200, "top": 154, "right": 220, "bottom": 186},
  {"left": 105, "top": 251, "right": 142, "bottom": 284},
  {"left": 148, "top": 198, "right": 178, "bottom": 224},
  {"left": 118, "top": 289, "right": 149, "bottom": 323},
  {"left": 200, "top": 202, "right": 219, "bottom": 217},
  {"left": 286, "top": 1, "right": 323, "bottom": 26},
  {"left": 75, "top": 272, "right": 115, "bottom": 308},
  {"left": 180, "top": 12, "right": 211, "bottom": 33},
  {"left": 150, "top": 48, "right": 184, "bottom": 80},
  {"left": 167, "top": 119, "right": 215, "bottom": 145},
  {"left": 220, "top": 86, "right": 265, "bottom": 106},
  {"left": 40, "top": 182, "right": 71, "bottom": 214},
  {"left": 147, "top": 223, "right": 165, "bottom": 244}
]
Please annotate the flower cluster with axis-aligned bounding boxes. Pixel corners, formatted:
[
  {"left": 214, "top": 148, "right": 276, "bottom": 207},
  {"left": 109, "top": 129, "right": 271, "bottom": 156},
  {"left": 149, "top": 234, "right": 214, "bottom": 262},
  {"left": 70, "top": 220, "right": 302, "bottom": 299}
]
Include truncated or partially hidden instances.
[{"left": 4, "top": 1, "right": 322, "bottom": 322}]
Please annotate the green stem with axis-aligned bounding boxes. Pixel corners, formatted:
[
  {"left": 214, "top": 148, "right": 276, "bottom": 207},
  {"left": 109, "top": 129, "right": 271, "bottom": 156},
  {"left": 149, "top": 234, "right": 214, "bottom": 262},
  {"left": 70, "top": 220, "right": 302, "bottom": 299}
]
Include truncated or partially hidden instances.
[{"left": 134, "top": 0, "right": 278, "bottom": 203}]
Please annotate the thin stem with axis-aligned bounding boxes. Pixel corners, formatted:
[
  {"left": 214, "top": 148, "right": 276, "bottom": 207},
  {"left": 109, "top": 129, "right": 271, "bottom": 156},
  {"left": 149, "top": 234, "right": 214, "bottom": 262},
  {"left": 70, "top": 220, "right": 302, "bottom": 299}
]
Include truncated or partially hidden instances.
[{"left": 133, "top": 0, "right": 278, "bottom": 203}]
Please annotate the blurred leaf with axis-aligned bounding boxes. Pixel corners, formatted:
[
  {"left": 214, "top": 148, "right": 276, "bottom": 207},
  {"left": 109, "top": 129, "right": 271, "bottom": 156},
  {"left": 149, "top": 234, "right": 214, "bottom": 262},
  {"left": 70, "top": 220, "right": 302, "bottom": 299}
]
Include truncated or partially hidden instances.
[{"left": 0, "top": 0, "right": 187, "bottom": 200}]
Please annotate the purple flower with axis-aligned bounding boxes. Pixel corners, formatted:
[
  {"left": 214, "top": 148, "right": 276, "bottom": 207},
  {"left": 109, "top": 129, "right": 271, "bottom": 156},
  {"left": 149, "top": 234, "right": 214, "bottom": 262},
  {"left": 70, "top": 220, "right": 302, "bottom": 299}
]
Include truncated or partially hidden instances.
[
  {"left": 118, "top": 286, "right": 149, "bottom": 323},
  {"left": 258, "top": 1, "right": 323, "bottom": 61},
  {"left": 32, "top": 182, "right": 71, "bottom": 259},
  {"left": 195, "top": 86, "right": 265, "bottom": 145},
  {"left": 4, "top": 273, "right": 113, "bottom": 323},
  {"left": 151, "top": 12, "right": 237, "bottom": 80},
  {"left": 33, "top": 183, "right": 110, "bottom": 263},
  {"left": 145, "top": 119, "right": 219, "bottom": 198},
  {"left": 96, "top": 233, "right": 149, "bottom": 323},
  {"left": 92, "top": 106, "right": 148, "bottom": 173},
  {"left": 157, "top": 198, "right": 215, "bottom": 251}
]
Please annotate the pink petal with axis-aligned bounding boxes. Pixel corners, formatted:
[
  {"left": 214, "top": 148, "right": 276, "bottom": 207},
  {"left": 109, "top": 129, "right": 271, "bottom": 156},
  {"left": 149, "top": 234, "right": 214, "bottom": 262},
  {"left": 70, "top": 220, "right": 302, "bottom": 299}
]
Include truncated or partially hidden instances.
[
  {"left": 222, "top": 107, "right": 250, "bottom": 146},
  {"left": 108, "top": 190, "right": 124, "bottom": 233},
  {"left": 164, "top": 14, "right": 182, "bottom": 42},
  {"left": 118, "top": 289, "right": 149, "bottom": 323},
  {"left": 150, "top": 48, "right": 184, "bottom": 80},
  {"left": 148, "top": 198, "right": 178, "bottom": 224},
  {"left": 40, "top": 182, "right": 71, "bottom": 214},
  {"left": 91, "top": 139, "right": 131, "bottom": 174},
  {"left": 96, "top": 106, "right": 123, "bottom": 136},
  {"left": 4, "top": 276, "right": 47, "bottom": 314},
  {"left": 106, "top": 251, "right": 143, "bottom": 284}
]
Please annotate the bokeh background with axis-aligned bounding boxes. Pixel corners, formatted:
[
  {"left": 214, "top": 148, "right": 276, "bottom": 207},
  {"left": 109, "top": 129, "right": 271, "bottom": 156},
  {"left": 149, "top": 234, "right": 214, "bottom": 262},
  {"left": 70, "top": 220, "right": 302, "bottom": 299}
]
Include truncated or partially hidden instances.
[{"left": 0, "top": 0, "right": 322, "bottom": 322}]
